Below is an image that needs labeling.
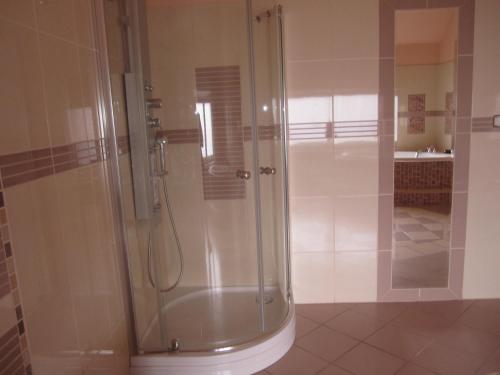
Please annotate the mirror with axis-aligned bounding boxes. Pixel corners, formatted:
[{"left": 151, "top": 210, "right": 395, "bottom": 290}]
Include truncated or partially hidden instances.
[{"left": 392, "top": 8, "right": 458, "bottom": 289}]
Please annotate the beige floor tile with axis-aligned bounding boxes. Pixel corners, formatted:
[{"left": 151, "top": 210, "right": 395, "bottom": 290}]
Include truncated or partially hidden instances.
[
  {"left": 326, "top": 310, "right": 388, "bottom": 340},
  {"left": 415, "top": 300, "right": 473, "bottom": 322},
  {"left": 351, "top": 302, "right": 409, "bottom": 323},
  {"left": 295, "top": 314, "right": 320, "bottom": 338},
  {"left": 395, "top": 363, "right": 439, "bottom": 375},
  {"left": 434, "top": 323, "right": 500, "bottom": 360},
  {"left": 296, "top": 326, "right": 359, "bottom": 362},
  {"left": 318, "top": 364, "right": 355, "bottom": 375},
  {"left": 391, "top": 309, "right": 453, "bottom": 338},
  {"left": 475, "top": 347, "right": 500, "bottom": 375},
  {"left": 458, "top": 305, "right": 500, "bottom": 336},
  {"left": 266, "top": 346, "right": 327, "bottom": 375},
  {"left": 295, "top": 303, "right": 354, "bottom": 324},
  {"left": 335, "top": 343, "right": 405, "bottom": 375},
  {"left": 413, "top": 342, "right": 485, "bottom": 375},
  {"left": 365, "top": 324, "right": 433, "bottom": 360}
]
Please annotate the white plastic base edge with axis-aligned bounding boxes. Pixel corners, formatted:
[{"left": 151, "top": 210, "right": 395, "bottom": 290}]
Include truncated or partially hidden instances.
[{"left": 130, "top": 307, "right": 295, "bottom": 375}]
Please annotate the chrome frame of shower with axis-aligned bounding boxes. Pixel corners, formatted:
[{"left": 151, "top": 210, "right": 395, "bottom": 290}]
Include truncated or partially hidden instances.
[
  {"left": 246, "top": 0, "right": 267, "bottom": 333},
  {"left": 92, "top": 0, "right": 293, "bottom": 357},
  {"left": 276, "top": 5, "right": 292, "bottom": 298},
  {"left": 92, "top": 0, "right": 139, "bottom": 356}
]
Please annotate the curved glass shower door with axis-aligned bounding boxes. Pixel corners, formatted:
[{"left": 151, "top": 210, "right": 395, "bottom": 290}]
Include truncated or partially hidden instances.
[
  {"left": 144, "top": 0, "right": 264, "bottom": 352},
  {"left": 101, "top": 0, "right": 290, "bottom": 354},
  {"left": 251, "top": 3, "right": 290, "bottom": 335}
]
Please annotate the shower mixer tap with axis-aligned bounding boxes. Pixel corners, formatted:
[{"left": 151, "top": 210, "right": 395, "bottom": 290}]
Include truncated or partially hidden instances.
[
  {"left": 148, "top": 117, "right": 161, "bottom": 129},
  {"left": 146, "top": 98, "right": 162, "bottom": 109}
]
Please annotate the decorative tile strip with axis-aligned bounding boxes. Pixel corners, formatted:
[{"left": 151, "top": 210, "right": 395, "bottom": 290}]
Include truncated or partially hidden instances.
[
  {"left": 407, "top": 94, "right": 426, "bottom": 134},
  {"left": 0, "top": 138, "right": 113, "bottom": 189},
  {"left": 472, "top": 117, "right": 500, "bottom": 132},
  {"left": 160, "top": 129, "right": 201, "bottom": 145},
  {"left": 399, "top": 110, "right": 447, "bottom": 118},
  {"left": 195, "top": 65, "right": 245, "bottom": 200},
  {"left": 242, "top": 125, "right": 282, "bottom": 141},
  {"left": 0, "top": 197, "right": 31, "bottom": 374}
]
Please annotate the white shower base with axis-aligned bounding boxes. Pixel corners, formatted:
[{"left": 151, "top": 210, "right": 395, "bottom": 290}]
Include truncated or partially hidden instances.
[{"left": 131, "top": 287, "right": 295, "bottom": 375}]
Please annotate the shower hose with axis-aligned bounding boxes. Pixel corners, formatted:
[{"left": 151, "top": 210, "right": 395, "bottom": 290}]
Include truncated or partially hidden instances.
[{"left": 147, "top": 174, "right": 184, "bottom": 292}]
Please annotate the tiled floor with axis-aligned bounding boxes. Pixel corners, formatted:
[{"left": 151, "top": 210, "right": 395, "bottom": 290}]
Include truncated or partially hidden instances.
[
  {"left": 257, "top": 300, "right": 500, "bottom": 375},
  {"left": 392, "top": 206, "right": 451, "bottom": 288}
]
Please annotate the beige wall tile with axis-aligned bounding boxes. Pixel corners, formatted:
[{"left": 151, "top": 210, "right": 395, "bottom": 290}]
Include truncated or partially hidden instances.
[
  {"left": 39, "top": 34, "right": 86, "bottom": 145},
  {"left": 282, "top": 0, "right": 333, "bottom": 61},
  {"left": 35, "top": 0, "right": 76, "bottom": 42},
  {"left": 334, "top": 195, "right": 378, "bottom": 252},
  {"left": 292, "top": 252, "right": 335, "bottom": 303},
  {"left": 333, "top": 138, "right": 379, "bottom": 196},
  {"left": 0, "top": 294, "right": 18, "bottom": 337},
  {"left": 79, "top": 48, "right": 101, "bottom": 140},
  {"left": 464, "top": 133, "right": 500, "bottom": 298},
  {"left": 333, "top": 251, "right": 377, "bottom": 302},
  {"left": 291, "top": 196, "right": 334, "bottom": 253},
  {"left": 472, "top": 0, "right": 500, "bottom": 117},
  {"left": 0, "top": 20, "right": 49, "bottom": 155},
  {"left": 0, "top": 0, "right": 36, "bottom": 28},
  {"left": 330, "top": 0, "right": 379, "bottom": 59},
  {"left": 73, "top": 0, "right": 95, "bottom": 49}
]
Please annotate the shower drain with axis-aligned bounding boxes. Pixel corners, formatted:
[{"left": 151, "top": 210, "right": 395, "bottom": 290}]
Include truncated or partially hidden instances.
[{"left": 255, "top": 294, "right": 274, "bottom": 304}]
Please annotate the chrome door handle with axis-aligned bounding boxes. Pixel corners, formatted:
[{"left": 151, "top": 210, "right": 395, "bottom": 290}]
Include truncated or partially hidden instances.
[
  {"left": 260, "top": 166, "right": 276, "bottom": 175},
  {"left": 236, "top": 170, "right": 251, "bottom": 180}
]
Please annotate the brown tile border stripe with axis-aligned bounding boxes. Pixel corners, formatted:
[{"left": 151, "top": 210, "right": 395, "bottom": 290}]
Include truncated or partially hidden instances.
[
  {"left": 159, "top": 129, "right": 201, "bottom": 144},
  {"left": 377, "top": 0, "right": 474, "bottom": 301},
  {"left": 472, "top": 117, "right": 500, "bottom": 132},
  {"left": 0, "top": 193, "right": 31, "bottom": 374},
  {"left": 0, "top": 138, "right": 115, "bottom": 189},
  {"left": 158, "top": 125, "right": 281, "bottom": 145},
  {"left": 399, "top": 110, "right": 447, "bottom": 118}
]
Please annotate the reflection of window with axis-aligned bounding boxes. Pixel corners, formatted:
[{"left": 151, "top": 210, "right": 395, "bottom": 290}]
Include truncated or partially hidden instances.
[
  {"left": 196, "top": 102, "right": 213, "bottom": 158},
  {"left": 333, "top": 94, "right": 377, "bottom": 122}
]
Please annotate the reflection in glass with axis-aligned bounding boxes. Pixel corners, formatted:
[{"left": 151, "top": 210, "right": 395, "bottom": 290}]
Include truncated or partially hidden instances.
[
  {"left": 196, "top": 102, "right": 213, "bottom": 158},
  {"left": 392, "top": 8, "right": 458, "bottom": 289}
]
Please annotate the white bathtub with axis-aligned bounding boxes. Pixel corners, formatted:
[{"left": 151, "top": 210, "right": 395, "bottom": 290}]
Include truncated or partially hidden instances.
[{"left": 394, "top": 151, "right": 454, "bottom": 161}]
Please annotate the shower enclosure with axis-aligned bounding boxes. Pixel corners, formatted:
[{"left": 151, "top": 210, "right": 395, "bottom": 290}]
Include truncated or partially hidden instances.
[{"left": 95, "top": 0, "right": 292, "bottom": 372}]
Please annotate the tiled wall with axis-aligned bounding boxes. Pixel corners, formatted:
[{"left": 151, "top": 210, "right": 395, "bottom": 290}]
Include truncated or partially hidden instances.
[
  {"left": 284, "top": 0, "right": 499, "bottom": 303},
  {"left": 0, "top": 1, "right": 131, "bottom": 374},
  {"left": 464, "top": 0, "right": 500, "bottom": 298},
  {"left": 282, "top": 0, "right": 380, "bottom": 303}
]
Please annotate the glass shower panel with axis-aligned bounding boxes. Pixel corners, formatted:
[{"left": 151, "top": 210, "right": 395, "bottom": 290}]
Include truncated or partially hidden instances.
[
  {"left": 144, "top": 0, "right": 263, "bottom": 351},
  {"left": 251, "top": 2, "right": 290, "bottom": 332},
  {"left": 101, "top": 0, "right": 165, "bottom": 351}
]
